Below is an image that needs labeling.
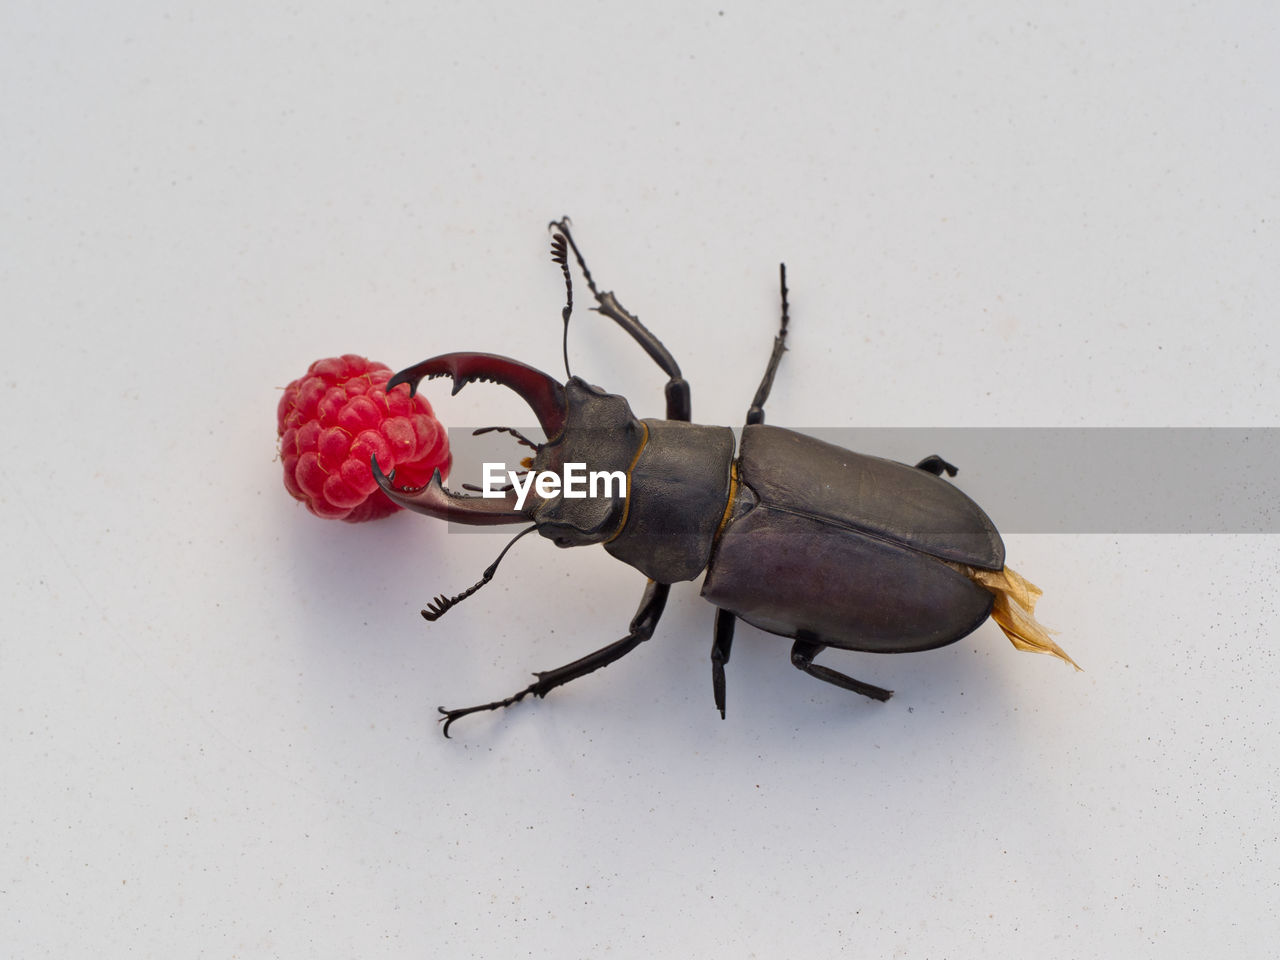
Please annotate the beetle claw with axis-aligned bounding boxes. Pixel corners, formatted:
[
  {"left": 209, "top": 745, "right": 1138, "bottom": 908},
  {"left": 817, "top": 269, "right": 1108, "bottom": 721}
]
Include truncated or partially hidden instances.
[
  {"left": 436, "top": 689, "right": 534, "bottom": 737},
  {"left": 372, "top": 460, "right": 526, "bottom": 525},
  {"left": 437, "top": 706, "right": 459, "bottom": 738},
  {"left": 377, "top": 354, "right": 566, "bottom": 525},
  {"left": 387, "top": 352, "right": 567, "bottom": 439}
]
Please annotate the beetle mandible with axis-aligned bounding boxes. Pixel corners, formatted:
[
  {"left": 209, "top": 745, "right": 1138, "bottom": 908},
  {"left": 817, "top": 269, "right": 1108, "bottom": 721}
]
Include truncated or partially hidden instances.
[{"left": 372, "top": 219, "right": 1077, "bottom": 736}]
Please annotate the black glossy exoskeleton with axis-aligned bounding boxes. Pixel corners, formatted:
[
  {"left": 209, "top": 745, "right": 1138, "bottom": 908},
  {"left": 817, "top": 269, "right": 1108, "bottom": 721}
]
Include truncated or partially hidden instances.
[{"left": 373, "top": 220, "right": 1070, "bottom": 735}]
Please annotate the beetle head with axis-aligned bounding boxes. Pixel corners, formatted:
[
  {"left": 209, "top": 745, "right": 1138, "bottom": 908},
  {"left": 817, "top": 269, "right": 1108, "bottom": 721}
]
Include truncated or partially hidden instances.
[{"left": 526, "top": 378, "right": 644, "bottom": 546}]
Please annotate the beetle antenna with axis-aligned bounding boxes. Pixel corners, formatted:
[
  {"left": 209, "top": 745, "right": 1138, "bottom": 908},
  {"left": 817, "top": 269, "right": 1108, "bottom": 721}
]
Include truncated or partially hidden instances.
[
  {"left": 548, "top": 217, "right": 601, "bottom": 297},
  {"left": 551, "top": 232, "right": 574, "bottom": 378},
  {"left": 472, "top": 425, "right": 540, "bottom": 450},
  {"left": 420, "top": 525, "right": 538, "bottom": 622}
]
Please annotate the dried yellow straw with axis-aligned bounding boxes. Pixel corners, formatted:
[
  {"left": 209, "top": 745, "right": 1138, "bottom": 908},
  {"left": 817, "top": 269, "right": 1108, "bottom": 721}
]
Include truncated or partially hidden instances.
[{"left": 944, "top": 562, "right": 1080, "bottom": 670}]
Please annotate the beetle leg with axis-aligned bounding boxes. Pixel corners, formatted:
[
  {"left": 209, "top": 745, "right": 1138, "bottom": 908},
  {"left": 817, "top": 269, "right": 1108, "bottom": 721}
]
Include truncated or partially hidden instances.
[
  {"left": 915, "top": 454, "right": 959, "bottom": 478},
  {"left": 549, "top": 217, "right": 691, "bottom": 422},
  {"left": 746, "top": 263, "right": 791, "bottom": 426},
  {"left": 711, "top": 609, "right": 736, "bottom": 719},
  {"left": 789, "top": 638, "right": 893, "bottom": 702},
  {"left": 437, "top": 581, "right": 670, "bottom": 737}
]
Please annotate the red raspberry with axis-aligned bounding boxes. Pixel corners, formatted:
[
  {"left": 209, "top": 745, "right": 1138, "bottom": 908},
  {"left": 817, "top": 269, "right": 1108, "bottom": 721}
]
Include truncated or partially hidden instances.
[{"left": 277, "top": 354, "right": 450, "bottom": 522}]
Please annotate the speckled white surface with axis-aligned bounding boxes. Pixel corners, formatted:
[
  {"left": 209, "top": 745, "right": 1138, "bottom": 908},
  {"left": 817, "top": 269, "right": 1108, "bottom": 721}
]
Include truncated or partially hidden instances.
[{"left": 4, "top": 2, "right": 1279, "bottom": 957}]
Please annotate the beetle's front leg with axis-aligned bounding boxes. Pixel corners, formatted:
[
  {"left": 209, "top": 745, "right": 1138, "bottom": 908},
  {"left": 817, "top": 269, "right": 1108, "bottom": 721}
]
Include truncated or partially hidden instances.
[
  {"left": 549, "top": 217, "right": 691, "bottom": 421},
  {"left": 437, "top": 581, "right": 670, "bottom": 737}
]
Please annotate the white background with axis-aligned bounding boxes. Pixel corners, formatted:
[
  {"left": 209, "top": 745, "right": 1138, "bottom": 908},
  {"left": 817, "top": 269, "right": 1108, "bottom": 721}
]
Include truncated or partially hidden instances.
[{"left": 4, "top": 2, "right": 1278, "bottom": 957}]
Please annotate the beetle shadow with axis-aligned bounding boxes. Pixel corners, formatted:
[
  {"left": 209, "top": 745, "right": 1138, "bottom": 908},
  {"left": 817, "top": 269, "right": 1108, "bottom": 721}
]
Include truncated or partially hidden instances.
[{"left": 283, "top": 510, "right": 508, "bottom": 699}]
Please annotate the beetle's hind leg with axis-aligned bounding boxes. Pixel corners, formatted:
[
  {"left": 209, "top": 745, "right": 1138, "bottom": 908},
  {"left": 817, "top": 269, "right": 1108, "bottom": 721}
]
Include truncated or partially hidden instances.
[
  {"left": 915, "top": 455, "right": 958, "bottom": 478},
  {"left": 548, "top": 217, "right": 690, "bottom": 421},
  {"left": 790, "top": 638, "right": 893, "bottom": 702},
  {"left": 746, "top": 264, "right": 790, "bottom": 426},
  {"left": 437, "top": 580, "right": 670, "bottom": 736}
]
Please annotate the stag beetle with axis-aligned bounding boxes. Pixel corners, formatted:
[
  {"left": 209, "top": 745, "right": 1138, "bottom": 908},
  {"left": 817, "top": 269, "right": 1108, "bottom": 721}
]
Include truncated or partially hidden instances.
[{"left": 373, "top": 219, "right": 1075, "bottom": 735}]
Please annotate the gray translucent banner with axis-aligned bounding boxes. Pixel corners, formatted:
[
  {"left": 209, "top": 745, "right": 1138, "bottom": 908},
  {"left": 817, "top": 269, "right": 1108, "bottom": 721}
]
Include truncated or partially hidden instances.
[{"left": 435, "top": 428, "right": 1280, "bottom": 534}]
